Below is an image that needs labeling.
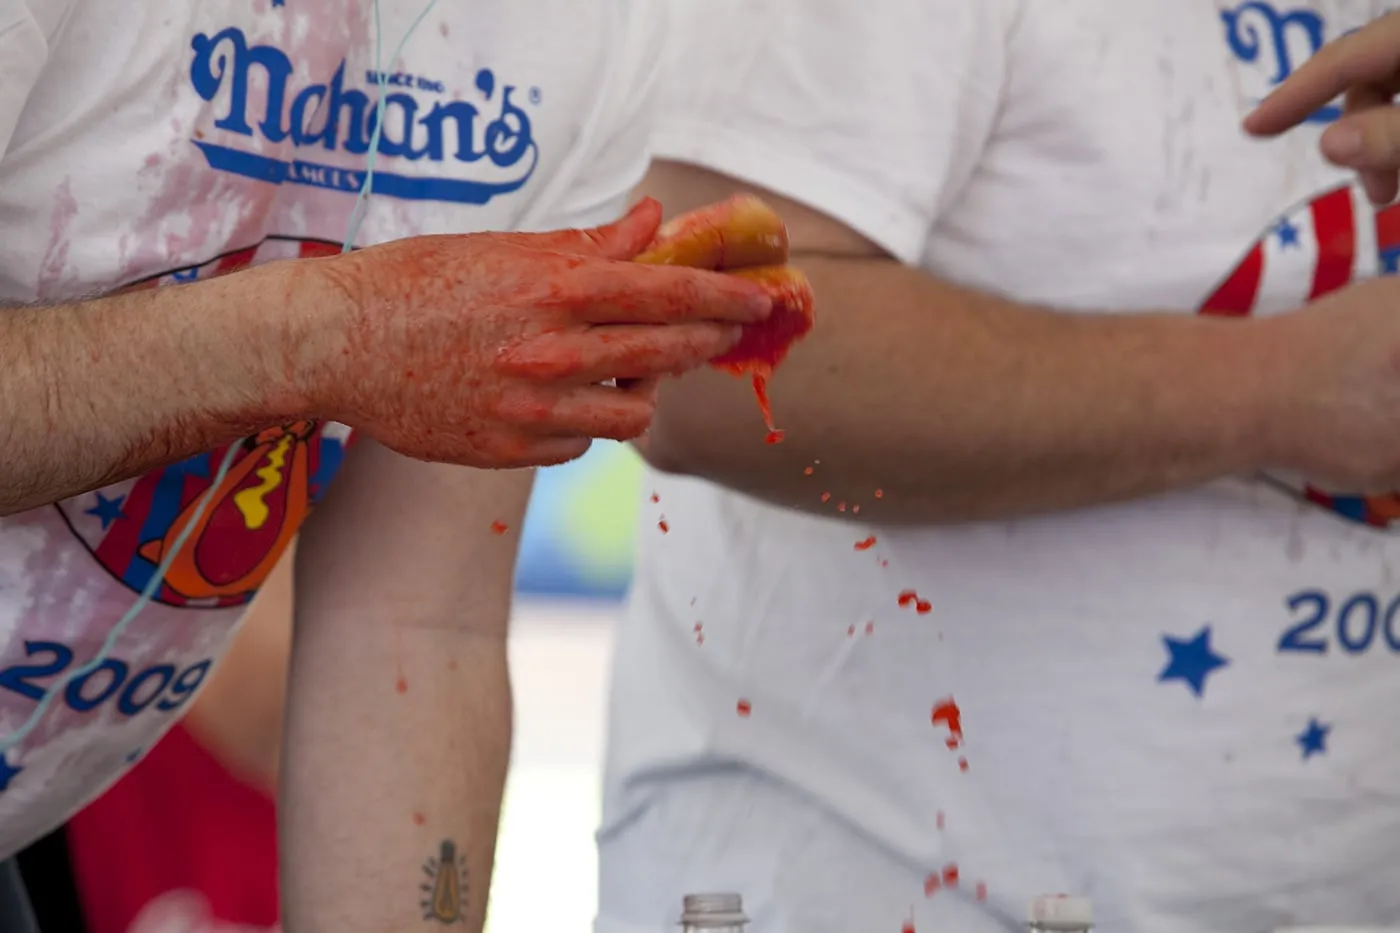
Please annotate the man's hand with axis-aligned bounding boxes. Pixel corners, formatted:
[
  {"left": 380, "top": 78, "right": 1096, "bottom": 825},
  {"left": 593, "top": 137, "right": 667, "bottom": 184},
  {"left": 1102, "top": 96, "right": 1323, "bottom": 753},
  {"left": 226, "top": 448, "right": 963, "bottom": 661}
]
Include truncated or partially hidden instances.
[
  {"left": 301, "top": 197, "right": 771, "bottom": 468},
  {"left": 1245, "top": 10, "right": 1400, "bottom": 204},
  {"left": 1258, "top": 274, "right": 1400, "bottom": 491},
  {"left": 1, "top": 197, "right": 769, "bottom": 514}
]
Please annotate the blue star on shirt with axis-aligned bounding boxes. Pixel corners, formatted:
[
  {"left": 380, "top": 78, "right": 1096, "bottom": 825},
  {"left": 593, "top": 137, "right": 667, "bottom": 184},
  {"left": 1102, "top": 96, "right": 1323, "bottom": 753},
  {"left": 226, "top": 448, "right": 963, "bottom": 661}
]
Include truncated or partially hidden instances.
[
  {"left": 1275, "top": 217, "right": 1301, "bottom": 249},
  {"left": 1158, "top": 625, "right": 1230, "bottom": 698},
  {"left": 84, "top": 491, "right": 127, "bottom": 530},
  {"left": 0, "top": 755, "right": 23, "bottom": 792},
  {"left": 1297, "top": 717, "right": 1331, "bottom": 760}
]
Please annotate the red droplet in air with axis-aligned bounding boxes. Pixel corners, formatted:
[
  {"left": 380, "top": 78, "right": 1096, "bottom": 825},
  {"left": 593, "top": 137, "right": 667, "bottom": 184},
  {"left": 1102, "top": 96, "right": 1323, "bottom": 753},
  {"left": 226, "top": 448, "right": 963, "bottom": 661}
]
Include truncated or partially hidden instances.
[
  {"left": 765, "top": 430, "right": 785, "bottom": 445},
  {"left": 874, "top": 488, "right": 885, "bottom": 499},
  {"left": 931, "top": 698, "right": 964, "bottom": 751},
  {"left": 490, "top": 520, "right": 509, "bottom": 535},
  {"left": 936, "top": 810, "right": 946, "bottom": 830},
  {"left": 848, "top": 624, "right": 857, "bottom": 637},
  {"left": 412, "top": 811, "right": 425, "bottom": 826},
  {"left": 820, "top": 492, "right": 832, "bottom": 503},
  {"left": 881, "top": 559, "right": 889, "bottom": 568},
  {"left": 942, "top": 863, "right": 960, "bottom": 887},
  {"left": 959, "top": 757, "right": 969, "bottom": 772},
  {"left": 736, "top": 698, "right": 753, "bottom": 717},
  {"left": 923, "top": 874, "right": 941, "bottom": 897},
  {"left": 865, "top": 621, "right": 874, "bottom": 635},
  {"left": 901, "top": 922, "right": 916, "bottom": 933},
  {"left": 803, "top": 466, "right": 814, "bottom": 476},
  {"left": 650, "top": 492, "right": 660, "bottom": 503},
  {"left": 658, "top": 518, "right": 670, "bottom": 533},
  {"left": 854, "top": 536, "right": 877, "bottom": 551},
  {"left": 837, "top": 501, "right": 848, "bottom": 512},
  {"left": 853, "top": 504, "right": 861, "bottom": 514},
  {"left": 975, "top": 882, "right": 988, "bottom": 902},
  {"left": 694, "top": 622, "right": 703, "bottom": 632},
  {"left": 899, "top": 590, "right": 932, "bottom": 614},
  {"left": 396, "top": 676, "right": 409, "bottom": 695},
  {"left": 695, "top": 623, "right": 705, "bottom": 646}
]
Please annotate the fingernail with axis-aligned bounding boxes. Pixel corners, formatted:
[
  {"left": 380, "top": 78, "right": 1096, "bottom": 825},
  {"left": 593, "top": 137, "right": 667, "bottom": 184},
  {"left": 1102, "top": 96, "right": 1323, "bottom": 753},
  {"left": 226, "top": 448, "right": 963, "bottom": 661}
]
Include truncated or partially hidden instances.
[
  {"left": 1323, "top": 125, "right": 1364, "bottom": 162},
  {"left": 747, "top": 293, "right": 773, "bottom": 319}
]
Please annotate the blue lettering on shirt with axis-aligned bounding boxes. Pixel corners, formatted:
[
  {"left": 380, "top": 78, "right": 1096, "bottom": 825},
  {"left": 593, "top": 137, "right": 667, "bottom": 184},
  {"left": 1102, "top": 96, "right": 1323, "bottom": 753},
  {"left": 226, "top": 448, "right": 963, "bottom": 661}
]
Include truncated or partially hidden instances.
[{"left": 187, "top": 27, "right": 540, "bottom": 204}]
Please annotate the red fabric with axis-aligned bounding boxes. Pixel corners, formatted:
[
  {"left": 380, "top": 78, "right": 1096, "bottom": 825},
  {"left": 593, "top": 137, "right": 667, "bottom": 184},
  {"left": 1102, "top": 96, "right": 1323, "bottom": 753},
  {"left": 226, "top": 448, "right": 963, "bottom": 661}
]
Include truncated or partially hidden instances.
[{"left": 66, "top": 723, "right": 279, "bottom": 933}]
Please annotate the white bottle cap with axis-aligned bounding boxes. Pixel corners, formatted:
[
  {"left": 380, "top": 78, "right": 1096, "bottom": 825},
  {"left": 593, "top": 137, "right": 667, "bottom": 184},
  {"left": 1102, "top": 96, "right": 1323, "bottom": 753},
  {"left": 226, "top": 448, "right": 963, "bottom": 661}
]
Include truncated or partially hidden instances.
[
  {"left": 1028, "top": 894, "right": 1093, "bottom": 929},
  {"left": 681, "top": 893, "right": 748, "bottom": 927}
]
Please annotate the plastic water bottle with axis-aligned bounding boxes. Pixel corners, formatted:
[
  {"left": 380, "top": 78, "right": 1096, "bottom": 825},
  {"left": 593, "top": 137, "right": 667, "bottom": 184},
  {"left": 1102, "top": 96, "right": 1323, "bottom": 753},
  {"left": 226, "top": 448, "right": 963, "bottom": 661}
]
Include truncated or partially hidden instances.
[
  {"left": 681, "top": 893, "right": 749, "bottom": 933},
  {"left": 1028, "top": 894, "right": 1093, "bottom": 932}
]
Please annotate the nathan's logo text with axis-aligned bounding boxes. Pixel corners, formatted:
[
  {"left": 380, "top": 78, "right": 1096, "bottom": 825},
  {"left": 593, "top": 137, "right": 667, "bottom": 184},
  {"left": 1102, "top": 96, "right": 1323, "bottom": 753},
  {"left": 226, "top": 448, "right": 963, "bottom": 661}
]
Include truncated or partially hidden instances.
[
  {"left": 1221, "top": 1, "right": 1340, "bottom": 123},
  {"left": 188, "top": 26, "right": 539, "bottom": 204}
]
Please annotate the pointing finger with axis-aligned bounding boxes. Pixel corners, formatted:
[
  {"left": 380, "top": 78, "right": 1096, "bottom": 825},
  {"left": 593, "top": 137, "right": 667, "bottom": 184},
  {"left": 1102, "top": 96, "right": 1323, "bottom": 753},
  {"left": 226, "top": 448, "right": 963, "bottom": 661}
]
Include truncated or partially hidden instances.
[{"left": 1245, "top": 12, "right": 1400, "bottom": 136}]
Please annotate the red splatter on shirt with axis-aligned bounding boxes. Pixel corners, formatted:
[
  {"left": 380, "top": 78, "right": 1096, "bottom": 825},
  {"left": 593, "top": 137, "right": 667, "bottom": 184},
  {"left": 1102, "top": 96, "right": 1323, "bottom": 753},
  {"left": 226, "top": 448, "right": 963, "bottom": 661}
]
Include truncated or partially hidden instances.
[
  {"left": 932, "top": 699, "right": 963, "bottom": 749},
  {"left": 898, "top": 590, "right": 933, "bottom": 614},
  {"left": 736, "top": 698, "right": 752, "bottom": 717},
  {"left": 854, "top": 536, "right": 877, "bottom": 551},
  {"left": 489, "top": 520, "right": 509, "bottom": 535}
]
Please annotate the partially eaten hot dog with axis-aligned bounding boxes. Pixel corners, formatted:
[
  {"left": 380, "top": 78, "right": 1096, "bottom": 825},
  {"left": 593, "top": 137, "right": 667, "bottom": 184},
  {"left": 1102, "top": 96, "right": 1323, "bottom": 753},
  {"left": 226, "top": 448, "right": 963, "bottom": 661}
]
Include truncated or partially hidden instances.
[{"left": 636, "top": 195, "right": 814, "bottom": 442}]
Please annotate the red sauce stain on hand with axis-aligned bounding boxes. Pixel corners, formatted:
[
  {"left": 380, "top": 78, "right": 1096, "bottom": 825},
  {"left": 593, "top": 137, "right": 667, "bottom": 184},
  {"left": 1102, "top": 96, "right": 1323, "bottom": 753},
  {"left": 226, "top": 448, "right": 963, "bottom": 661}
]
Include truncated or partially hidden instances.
[
  {"left": 898, "top": 590, "right": 933, "bottom": 614},
  {"left": 855, "top": 536, "right": 877, "bottom": 551},
  {"left": 412, "top": 811, "right": 425, "bottom": 826},
  {"left": 396, "top": 676, "right": 409, "bottom": 695},
  {"left": 736, "top": 698, "right": 752, "bottom": 717},
  {"left": 447, "top": 659, "right": 458, "bottom": 672},
  {"left": 490, "top": 520, "right": 509, "bottom": 535}
]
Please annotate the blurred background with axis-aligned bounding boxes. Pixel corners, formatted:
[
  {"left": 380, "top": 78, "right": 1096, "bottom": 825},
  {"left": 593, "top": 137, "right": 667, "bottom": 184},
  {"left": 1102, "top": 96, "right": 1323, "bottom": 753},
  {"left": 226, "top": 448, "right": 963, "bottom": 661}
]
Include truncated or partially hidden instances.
[{"left": 487, "top": 440, "right": 645, "bottom": 933}]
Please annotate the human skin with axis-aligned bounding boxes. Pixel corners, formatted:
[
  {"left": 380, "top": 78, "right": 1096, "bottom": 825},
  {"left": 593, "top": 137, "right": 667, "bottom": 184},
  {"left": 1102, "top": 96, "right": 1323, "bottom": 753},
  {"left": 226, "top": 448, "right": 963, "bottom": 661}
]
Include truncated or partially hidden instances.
[
  {"left": 1, "top": 198, "right": 771, "bottom": 515},
  {"left": 631, "top": 160, "right": 1400, "bottom": 524}
]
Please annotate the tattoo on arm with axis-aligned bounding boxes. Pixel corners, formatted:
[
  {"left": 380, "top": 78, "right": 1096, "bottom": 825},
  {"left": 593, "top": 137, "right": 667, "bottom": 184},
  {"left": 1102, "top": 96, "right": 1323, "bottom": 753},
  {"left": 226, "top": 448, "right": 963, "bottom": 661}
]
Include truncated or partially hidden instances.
[{"left": 421, "top": 839, "right": 468, "bottom": 924}]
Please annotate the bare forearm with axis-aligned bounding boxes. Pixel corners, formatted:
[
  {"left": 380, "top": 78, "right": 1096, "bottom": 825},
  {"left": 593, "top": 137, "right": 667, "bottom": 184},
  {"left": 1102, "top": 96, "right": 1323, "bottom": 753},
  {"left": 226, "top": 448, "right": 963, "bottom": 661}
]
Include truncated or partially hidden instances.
[
  {"left": 281, "top": 623, "right": 510, "bottom": 933},
  {"left": 0, "top": 262, "right": 313, "bottom": 514},
  {"left": 645, "top": 256, "right": 1288, "bottom": 524},
  {"left": 280, "top": 443, "right": 531, "bottom": 933}
]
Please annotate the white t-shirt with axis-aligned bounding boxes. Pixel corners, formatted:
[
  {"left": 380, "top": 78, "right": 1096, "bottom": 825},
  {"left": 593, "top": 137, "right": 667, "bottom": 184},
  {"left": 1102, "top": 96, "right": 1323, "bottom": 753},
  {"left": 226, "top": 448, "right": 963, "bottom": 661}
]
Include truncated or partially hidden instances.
[
  {"left": 0, "top": 0, "right": 662, "bottom": 861},
  {"left": 597, "top": 2, "right": 1400, "bottom": 932}
]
